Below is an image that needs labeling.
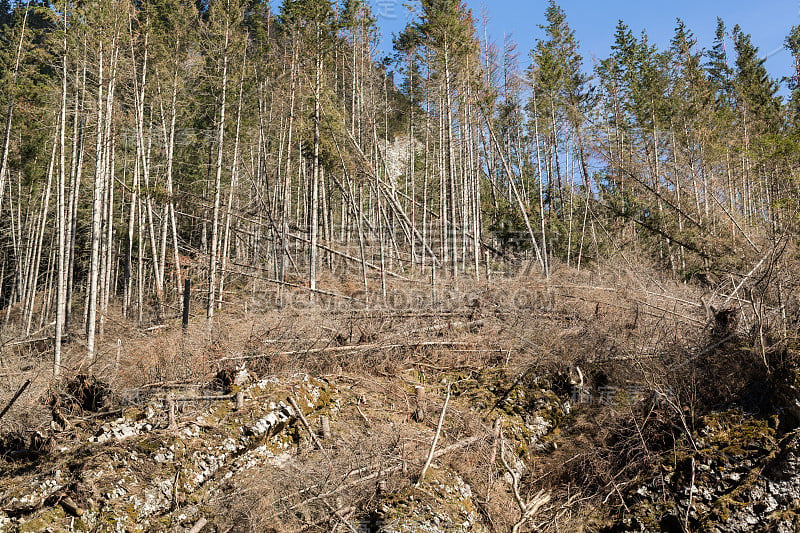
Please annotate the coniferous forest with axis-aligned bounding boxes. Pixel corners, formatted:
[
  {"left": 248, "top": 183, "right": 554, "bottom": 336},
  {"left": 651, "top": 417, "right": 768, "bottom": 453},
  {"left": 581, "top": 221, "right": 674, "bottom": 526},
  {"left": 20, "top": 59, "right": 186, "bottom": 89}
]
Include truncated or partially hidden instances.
[{"left": 2, "top": 0, "right": 800, "bottom": 531}]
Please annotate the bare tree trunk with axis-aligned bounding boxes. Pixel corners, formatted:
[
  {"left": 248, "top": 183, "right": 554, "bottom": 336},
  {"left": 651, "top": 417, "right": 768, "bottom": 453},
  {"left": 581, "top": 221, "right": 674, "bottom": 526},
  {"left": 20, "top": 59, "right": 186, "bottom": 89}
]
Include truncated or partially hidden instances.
[
  {"left": 99, "top": 134, "right": 115, "bottom": 335},
  {"left": 280, "top": 44, "right": 298, "bottom": 299},
  {"left": 481, "top": 108, "right": 545, "bottom": 271},
  {"left": 65, "top": 40, "right": 87, "bottom": 332},
  {"left": 219, "top": 55, "right": 246, "bottom": 309},
  {"left": 444, "top": 45, "right": 458, "bottom": 277},
  {"left": 23, "top": 134, "right": 56, "bottom": 336},
  {"left": 97, "top": 44, "right": 118, "bottom": 339},
  {"left": 207, "top": 24, "right": 230, "bottom": 322},
  {"left": 86, "top": 43, "right": 105, "bottom": 362},
  {"left": 309, "top": 33, "right": 321, "bottom": 301},
  {"left": 0, "top": 1, "right": 31, "bottom": 221},
  {"left": 54, "top": 20, "right": 68, "bottom": 377},
  {"left": 163, "top": 60, "right": 182, "bottom": 297},
  {"left": 530, "top": 85, "right": 549, "bottom": 276},
  {"left": 124, "top": 127, "right": 139, "bottom": 318}
]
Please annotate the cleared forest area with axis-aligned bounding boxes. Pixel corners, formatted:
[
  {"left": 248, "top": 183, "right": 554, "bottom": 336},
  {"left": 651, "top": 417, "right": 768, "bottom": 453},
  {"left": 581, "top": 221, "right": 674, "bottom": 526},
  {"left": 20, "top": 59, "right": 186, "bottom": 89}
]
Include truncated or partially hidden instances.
[
  {"left": 1, "top": 256, "right": 799, "bottom": 531},
  {"left": 0, "top": 0, "right": 799, "bottom": 531}
]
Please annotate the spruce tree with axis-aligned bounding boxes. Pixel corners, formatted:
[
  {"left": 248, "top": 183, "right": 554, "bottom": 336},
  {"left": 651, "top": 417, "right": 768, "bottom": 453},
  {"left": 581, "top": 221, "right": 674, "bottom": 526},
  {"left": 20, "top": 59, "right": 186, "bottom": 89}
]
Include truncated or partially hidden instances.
[
  {"left": 706, "top": 18, "right": 732, "bottom": 107},
  {"left": 732, "top": 24, "right": 781, "bottom": 133},
  {"left": 527, "top": 1, "right": 590, "bottom": 264},
  {"left": 785, "top": 25, "right": 800, "bottom": 127}
]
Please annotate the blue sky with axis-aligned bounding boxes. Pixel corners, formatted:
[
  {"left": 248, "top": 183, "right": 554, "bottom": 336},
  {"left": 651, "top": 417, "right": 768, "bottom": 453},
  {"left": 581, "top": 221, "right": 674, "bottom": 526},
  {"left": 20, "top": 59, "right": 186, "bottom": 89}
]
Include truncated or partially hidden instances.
[{"left": 370, "top": 0, "right": 798, "bottom": 88}]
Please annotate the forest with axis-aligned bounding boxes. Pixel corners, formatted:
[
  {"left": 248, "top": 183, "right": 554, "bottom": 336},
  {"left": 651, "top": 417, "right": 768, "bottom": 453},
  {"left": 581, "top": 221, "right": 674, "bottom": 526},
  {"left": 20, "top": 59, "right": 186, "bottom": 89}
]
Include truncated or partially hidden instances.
[
  {"left": 0, "top": 0, "right": 797, "bottom": 371},
  {"left": 1, "top": 0, "right": 800, "bottom": 531}
]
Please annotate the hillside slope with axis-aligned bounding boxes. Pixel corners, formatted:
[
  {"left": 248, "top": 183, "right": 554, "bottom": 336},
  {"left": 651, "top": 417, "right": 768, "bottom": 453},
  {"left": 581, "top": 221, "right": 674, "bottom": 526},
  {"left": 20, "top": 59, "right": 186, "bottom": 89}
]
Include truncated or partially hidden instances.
[{"left": 0, "top": 263, "right": 799, "bottom": 532}]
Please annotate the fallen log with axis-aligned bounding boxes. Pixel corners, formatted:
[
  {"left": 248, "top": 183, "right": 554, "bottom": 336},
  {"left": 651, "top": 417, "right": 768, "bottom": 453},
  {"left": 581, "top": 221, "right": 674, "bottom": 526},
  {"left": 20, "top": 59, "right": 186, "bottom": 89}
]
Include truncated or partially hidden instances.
[
  {"left": 0, "top": 379, "right": 31, "bottom": 421},
  {"left": 219, "top": 341, "right": 474, "bottom": 362}
]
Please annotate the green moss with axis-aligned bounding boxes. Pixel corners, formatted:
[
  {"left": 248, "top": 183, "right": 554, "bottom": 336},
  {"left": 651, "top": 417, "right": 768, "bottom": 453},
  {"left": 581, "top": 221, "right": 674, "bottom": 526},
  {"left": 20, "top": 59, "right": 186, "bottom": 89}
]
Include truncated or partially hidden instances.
[
  {"left": 18, "top": 506, "right": 66, "bottom": 532},
  {"left": 703, "top": 411, "right": 775, "bottom": 449},
  {"left": 122, "top": 407, "right": 144, "bottom": 421},
  {"left": 379, "top": 467, "right": 481, "bottom": 531},
  {"left": 616, "top": 409, "right": 784, "bottom": 531},
  {"left": 705, "top": 493, "right": 749, "bottom": 525},
  {"left": 721, "top": 445, "right": 746, "bottom": 457},
  {"left": 134, "top": 437, "right": 166, "bottom": 454}
]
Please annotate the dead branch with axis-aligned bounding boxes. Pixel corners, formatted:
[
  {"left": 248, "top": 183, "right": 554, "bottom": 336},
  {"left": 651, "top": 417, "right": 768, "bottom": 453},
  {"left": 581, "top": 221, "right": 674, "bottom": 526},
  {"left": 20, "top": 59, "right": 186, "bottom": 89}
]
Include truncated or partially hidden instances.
[
  {"left": 288, "top": 232, "right": 410, "bottom": 281},
  {"left": 354, "top": 403, "right": 371, "bottom": 427},
  {"left": 0, "top": 379, "right": 31, "bottom": 421},
  {"left": 403, "top": 320, "right": 484, "bottom": 337},
  {"left": 219, "top": 341, "right": 473, "bottom": 361},
  {"left": 499, "top": 430, "right": 551, "bottom": 533},
  {"left": 266, "top": 434, "right": 485, "bottom": 521},
  {"left": 416, "top": 382, "right": 450, "bottom": 487},
  {"left": 288, "top": 395, "right": 325, "bottom": 451},
  {"left": 188, "top": 517, "right": 208, "bottom": 533},
  {"left": 320, "top": 499, "right": 359, "bottom": 533}
]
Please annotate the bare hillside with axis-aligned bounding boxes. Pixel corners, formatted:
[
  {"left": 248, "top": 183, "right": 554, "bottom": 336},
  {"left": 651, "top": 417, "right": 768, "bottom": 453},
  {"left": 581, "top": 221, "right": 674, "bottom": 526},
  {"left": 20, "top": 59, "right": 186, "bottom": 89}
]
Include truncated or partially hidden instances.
[{"left": 1, "top": 255, "right": 799, "bottom": 532}]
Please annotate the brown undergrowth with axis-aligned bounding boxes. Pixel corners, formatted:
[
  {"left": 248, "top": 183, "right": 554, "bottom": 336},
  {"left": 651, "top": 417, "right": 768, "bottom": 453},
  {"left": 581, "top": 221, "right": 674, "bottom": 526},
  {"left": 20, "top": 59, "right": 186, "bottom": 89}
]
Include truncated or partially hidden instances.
[{"left": 0, "top": 252, "right": 799, "bottom": 531}]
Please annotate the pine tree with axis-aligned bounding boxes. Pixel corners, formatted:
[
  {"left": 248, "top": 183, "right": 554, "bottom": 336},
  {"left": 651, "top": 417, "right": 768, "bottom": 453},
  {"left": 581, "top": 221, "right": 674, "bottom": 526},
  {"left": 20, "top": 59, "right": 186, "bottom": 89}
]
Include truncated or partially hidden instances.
[
  {"left": 279, "top": 0, "right": 337, "bottom": 296},
  {"left": 527, "top": 1, "right": 591, "bottom": 265},
  {"left": 204, "top": 0, "right": 246, "bottom": 321},
  {"left": 706, "top": 18, "right": 732, "bottom": 108},
  {"left": 409, "top": 0, "right": 479, "bottom": 275},
  {"left": 786, "top": 25, "right": 800, "bottom": 127},
  {"left": 732, "top": 24, "right": 781, "bottom": 133}
]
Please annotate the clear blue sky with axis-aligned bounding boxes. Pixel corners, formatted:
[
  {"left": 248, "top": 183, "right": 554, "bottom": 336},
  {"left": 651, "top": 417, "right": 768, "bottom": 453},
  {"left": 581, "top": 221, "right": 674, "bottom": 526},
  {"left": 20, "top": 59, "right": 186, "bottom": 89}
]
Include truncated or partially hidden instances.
[{"left": 370, "top": 0, "right": 798, "bottom": 89}]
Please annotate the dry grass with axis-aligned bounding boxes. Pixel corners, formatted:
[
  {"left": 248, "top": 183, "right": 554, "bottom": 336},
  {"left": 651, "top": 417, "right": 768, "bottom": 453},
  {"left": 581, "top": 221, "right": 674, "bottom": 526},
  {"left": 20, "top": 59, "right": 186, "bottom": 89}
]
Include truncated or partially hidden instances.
[{"left": 1, "top": 250, "right": 798, "bottom": 530}]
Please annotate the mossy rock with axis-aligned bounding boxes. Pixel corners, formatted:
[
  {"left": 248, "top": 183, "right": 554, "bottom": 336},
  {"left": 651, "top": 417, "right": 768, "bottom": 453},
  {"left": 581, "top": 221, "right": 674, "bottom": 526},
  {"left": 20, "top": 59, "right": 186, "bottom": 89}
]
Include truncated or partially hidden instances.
[
  {"left": 17, "top": 506, "right": 76, "bottom": 533},
  {"left": 375, "top": 467, "right": 486, "bottom": 532}
]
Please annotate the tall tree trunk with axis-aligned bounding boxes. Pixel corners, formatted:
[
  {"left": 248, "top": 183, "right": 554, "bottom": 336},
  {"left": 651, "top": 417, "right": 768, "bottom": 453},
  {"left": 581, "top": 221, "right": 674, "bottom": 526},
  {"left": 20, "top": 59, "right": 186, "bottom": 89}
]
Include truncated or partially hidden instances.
[
  {"left": 309, "top": 31, "right": 321, "bottom": 300},
  {"left": 86, "top": 43, "right": 106, "bottom": 362},
  {"left": 0, "top": 1, "right": 30, "bottom": 221},
  {"left": 531, "top": 86, "right": 549, "bottom": 277},
  {"left": 65, "top": 40, "right": 87, "bottom": 332},
  {"left": 23, "top": 133, "right": 56, "bottom": 336},
  {"left": 54, "top": 20, "right": 68, "bottom": 377},
  {"left": 219, "top": 55, "right": 246, "bottom": 308},
  {"left": 207, "top": 24, "right": 229, "bottom": 322}
]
